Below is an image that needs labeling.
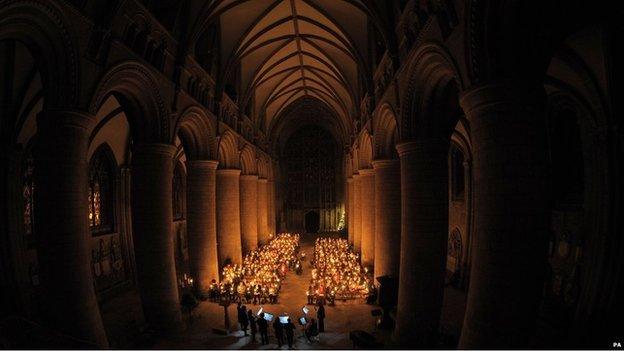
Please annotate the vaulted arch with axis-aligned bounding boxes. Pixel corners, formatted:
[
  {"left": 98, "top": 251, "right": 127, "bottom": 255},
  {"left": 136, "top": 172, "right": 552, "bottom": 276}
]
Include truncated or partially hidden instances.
[
  {"left": 239, "top": 144, "right": 258, "bottom": 175},
  {"left": 0, "top": 0, "right": 79, "bottom": 109},
  {"left": 90, "top": 61, "right": 171, "bottom": 143},
  {"left": 190, "top": 0, "right": 374, "bottom": 134},
  {"left": 373, "top": 103, "right": 399, "bottom": 160},
  {"left": 217, "top": 130, "right": 239, "bottom": 169},
  {"left": 174, "top": 106, "right": 217, "bottom": 160}
]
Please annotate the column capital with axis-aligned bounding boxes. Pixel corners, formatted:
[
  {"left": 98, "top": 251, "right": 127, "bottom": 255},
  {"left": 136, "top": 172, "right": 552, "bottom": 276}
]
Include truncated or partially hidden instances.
[
  {"left": 359, "top": 168, "right": 375, "bottom": 176},
  {"left": 187, "top": 160, "right": 219, "bottom": 170},
  {"left": 258, "top": 177, "right": 268, "bottom": 183},
  {"left": 396, "top": 139, "right": 448, "bottom": 157},
  {"left": 372, "top": 159, "right": 399, "bottom": 169},
  {"left": 240, "top": 174, "right": 259, "bottom": 180},
  {"left": 216, "top": 168, "right": 241, "bottom": 176},
  {"left": 460, "top": 82, "right": 546, "bottom": 117},
  {"left": 133, "top": 143, "right": 177, "bottom": 158},
  {"left": 37, "top": 109, "right": 96, "bottom": 133}
]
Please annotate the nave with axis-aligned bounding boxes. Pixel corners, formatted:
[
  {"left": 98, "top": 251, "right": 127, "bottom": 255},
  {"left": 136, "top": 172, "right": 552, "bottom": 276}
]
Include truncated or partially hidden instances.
[
  {"left": 151, "top": 233, "right": 379, "bottom": 350},
  {"left": 1, "top": 0, "right": 622, "bottom": 349}
]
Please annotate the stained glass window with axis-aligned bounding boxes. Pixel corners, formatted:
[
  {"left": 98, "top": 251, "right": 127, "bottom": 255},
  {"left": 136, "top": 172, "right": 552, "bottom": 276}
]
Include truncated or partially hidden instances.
[
  {"left": 22, "top": 149, "right": 35, "bottom": 244},
  {"left": 89, "top": 146, "right": 115, "bottom": 234},
  {"left": 172, "top": 162, "right": 185, "bottom": 220}
]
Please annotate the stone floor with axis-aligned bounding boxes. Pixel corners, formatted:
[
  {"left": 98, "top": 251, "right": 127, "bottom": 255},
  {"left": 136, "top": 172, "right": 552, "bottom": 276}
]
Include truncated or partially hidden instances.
[
  {"left": 148, "top": 233, "right": 385, "bottom": 349},
  {"left": 100, "top": 232, "right": 468, "bottom": 349}
]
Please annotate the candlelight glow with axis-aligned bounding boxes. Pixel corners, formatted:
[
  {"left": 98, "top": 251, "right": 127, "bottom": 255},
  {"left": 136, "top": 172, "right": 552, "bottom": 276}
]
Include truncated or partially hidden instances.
[
  {"left": 307, "top": 237, "right": 373, "bottom": 303},
  {"left": 210, "top": 233, "right": 301, "bottom": 304}
]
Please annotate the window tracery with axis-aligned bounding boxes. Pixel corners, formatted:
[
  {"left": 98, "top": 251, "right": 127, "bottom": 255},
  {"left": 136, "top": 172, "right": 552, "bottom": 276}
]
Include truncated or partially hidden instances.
[{"left": 89, "top": 146, "right": 115, "bottom": 234}]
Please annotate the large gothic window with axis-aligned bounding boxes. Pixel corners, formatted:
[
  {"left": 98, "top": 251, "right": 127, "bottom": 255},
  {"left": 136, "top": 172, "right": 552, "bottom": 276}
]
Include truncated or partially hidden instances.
[
  {"left": 172, "top": 162, "right": 185, "bottom": 221},
  {"left": 282, "top": 125, "right": 339, "bottom": 231},
  {"left": 89, "top": 145, "right": 116, "bottom": 234},
  {"left": 22, "top": 148, "right": 35, "bottom": 245}
]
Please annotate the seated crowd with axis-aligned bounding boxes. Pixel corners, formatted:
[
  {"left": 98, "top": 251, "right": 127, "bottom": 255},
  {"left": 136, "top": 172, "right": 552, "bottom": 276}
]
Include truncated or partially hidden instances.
[
  {"left": 209, "top": 233, "right": 301, "bottom": 304},
  {"left": 307, "top": 238, "right": 374, "bottom": 304}
]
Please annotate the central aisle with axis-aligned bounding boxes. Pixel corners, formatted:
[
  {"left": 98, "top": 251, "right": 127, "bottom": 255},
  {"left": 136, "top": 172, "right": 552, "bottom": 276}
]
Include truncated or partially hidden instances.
[{"left": 152, "top": 233, "right": 380, "bottom": 349}]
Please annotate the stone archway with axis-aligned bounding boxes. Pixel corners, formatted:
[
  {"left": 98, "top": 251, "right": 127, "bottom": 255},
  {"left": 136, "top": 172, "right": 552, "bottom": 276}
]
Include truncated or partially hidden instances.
[{"left": 305, "top": 211, "right": 320, "bottom": 234}]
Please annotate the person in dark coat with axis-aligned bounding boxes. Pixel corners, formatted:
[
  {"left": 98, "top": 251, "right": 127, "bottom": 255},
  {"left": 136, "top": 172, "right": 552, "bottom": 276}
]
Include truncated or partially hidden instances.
[
  {"left": 257, "top": 313, "right": 269, "bottom": 345},
  {"left": 305, "top": 318, "right": 319, "bottom": 342},
  {"left": 284, "top": 318, "right": 296, "bottom": 348},
  {"left": 273, "top": 317, "right": 284, "bottom": 347},
  {"left": 316, "top": 302, "right": 325, "bottom": 332},
  {"left": 237, "top": 304, "right": 249, "bottom": 336},
  {"left": 247, "top": 310, "right": 257, "bottom": 342}
]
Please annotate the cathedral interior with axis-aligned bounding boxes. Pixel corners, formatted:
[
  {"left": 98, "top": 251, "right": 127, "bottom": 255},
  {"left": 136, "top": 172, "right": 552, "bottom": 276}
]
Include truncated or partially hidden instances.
[{"left": 0, "top": 0, "right": 622, "bottom": 349}]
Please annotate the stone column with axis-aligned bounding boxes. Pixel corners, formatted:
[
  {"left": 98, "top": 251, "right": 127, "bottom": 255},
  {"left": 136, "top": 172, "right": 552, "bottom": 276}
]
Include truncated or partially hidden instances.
[
  {"left": 393, "top": 140, "right": 449, "bottom": 348},
  {"left": 359, "top": 168, "right": 375, "bottom": 267},
  {"left": 347, "top": 177, "right": 354, "bottom": 245},
  {"left": 216, "top": 169, "right": 243, "bottom": 266},
  {"left": 267, "top": 180, "right": 276, "bottom": 236},
  {"left": 257, "top": 178, "right": 269, "bottom": 244},
  {"left": 34, "top": 110, "right": 108, "bottom": 347},
  {"left": 352, "top": 174, "right": 362, "bottom": 252},
  {"left": 372, "top": 159, "right": 401, "bottom": 279},
  {"left": 240, "top": 174, "right": 259, "bottom": 254},
  {"left": 187, "top": 160, "right": 219, "bottom": 292},
  {"left": 131, "top": 143, "right": 182, "bottom": 332},
  {"left": 458, "top": 84, "right": 550, "bottom": 348}
]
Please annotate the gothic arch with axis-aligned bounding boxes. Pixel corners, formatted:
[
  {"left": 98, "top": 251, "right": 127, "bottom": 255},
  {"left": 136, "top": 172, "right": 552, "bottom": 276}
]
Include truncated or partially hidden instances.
[
  {"left": 239, "top": 144, "right": 257, "bottom": 175},
  {"left": 358, "top": 131, "right": 373, "bottom": 170},
  {"left": 89, "top": 61, "right": 170, "bottom": 143},
  {"left": 174, "top": 106, "right": 217, "bottom": 160},
  {"left": 216, "top": 130, "right": 239, "bottom": 169},
  {"left": 257, "top": 154, "right": 270, "bottom": 179},
  {"left": 373, "top": 103, "right": 399, "bottom": 160},
  {"left": 0, "top": 0, "right": 79, "bottom": 108},
  {"left": 88, "top": 143, "right": 118, "bottom": 234},
  {"left": 400, "top": 42, "right": 463, "bottom": 142}
]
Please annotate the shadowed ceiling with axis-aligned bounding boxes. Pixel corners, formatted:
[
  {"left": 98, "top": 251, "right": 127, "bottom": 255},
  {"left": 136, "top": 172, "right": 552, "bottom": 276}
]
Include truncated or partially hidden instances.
[{"left": 201, "top": 0, "right": 370, "bottom": 134}]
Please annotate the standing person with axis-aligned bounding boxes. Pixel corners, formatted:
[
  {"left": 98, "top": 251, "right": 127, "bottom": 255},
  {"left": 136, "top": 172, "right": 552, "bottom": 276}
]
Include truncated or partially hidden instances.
[
  {"left": 257, "top": 313, "right": 269, "bottom": 345},
  {"left": 273, "top": 317, "right": 284, "bottom": 347},
  {"left": 316, "top": 301, "right": 325, "bottom": 332},
  {"left": 305, "top": 318, "right": 318, "bottom": 342},
  {"left": 237, "top": 304, "right": 249, "bottom": 336},
  {"left": 247, "top": 310, "right": 257, "bottom": 343},
  {"left": 284, "top": 318, "right": 295, "bottom": 348}
]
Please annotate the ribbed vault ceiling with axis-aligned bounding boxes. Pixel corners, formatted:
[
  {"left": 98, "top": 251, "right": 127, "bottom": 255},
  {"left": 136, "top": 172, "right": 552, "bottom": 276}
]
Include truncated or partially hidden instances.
[{"left": 206, "top": 0, "right": 369, "bottom": 132}]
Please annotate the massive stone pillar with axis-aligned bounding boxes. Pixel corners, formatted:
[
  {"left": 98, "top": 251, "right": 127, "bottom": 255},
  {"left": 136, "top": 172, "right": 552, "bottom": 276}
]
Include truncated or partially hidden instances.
[
  {"left": 347, "top": 177, "right": 354, "bottom": 245},
  {"left": 34, "top": 110, "right": 108, "bottom": 347},
  {"left": 352, "top": 174, "right": 362, "bottom": 252},
  {"left": 267, "top": 180, "right": 276, "bottom": 236},
  {"left": 216, "top": 169, "right": 243, "bottom": 266},
  {"left": 240, "top": 174, "right": 259, "bottom": 254},
  {"left": 187, "top": 160, "right": 219, "bottom": 291},
  {"left": 359, "top": 169, "right": 375, "bottom": 267},
  {"left": 372, "top": 159, "right": 401, "bottom": 279},
  {"left": 131, "top": 143, "right": 182, "bottom": 332},
  {"left": 394, "top": 140, "right": 449, "bottom": 348},
  {"left": 257, "top": 178, "right": 269, "bottom": 245},
  {"left": 459, "top": 84, "right": 550, "bottom": 348}
]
